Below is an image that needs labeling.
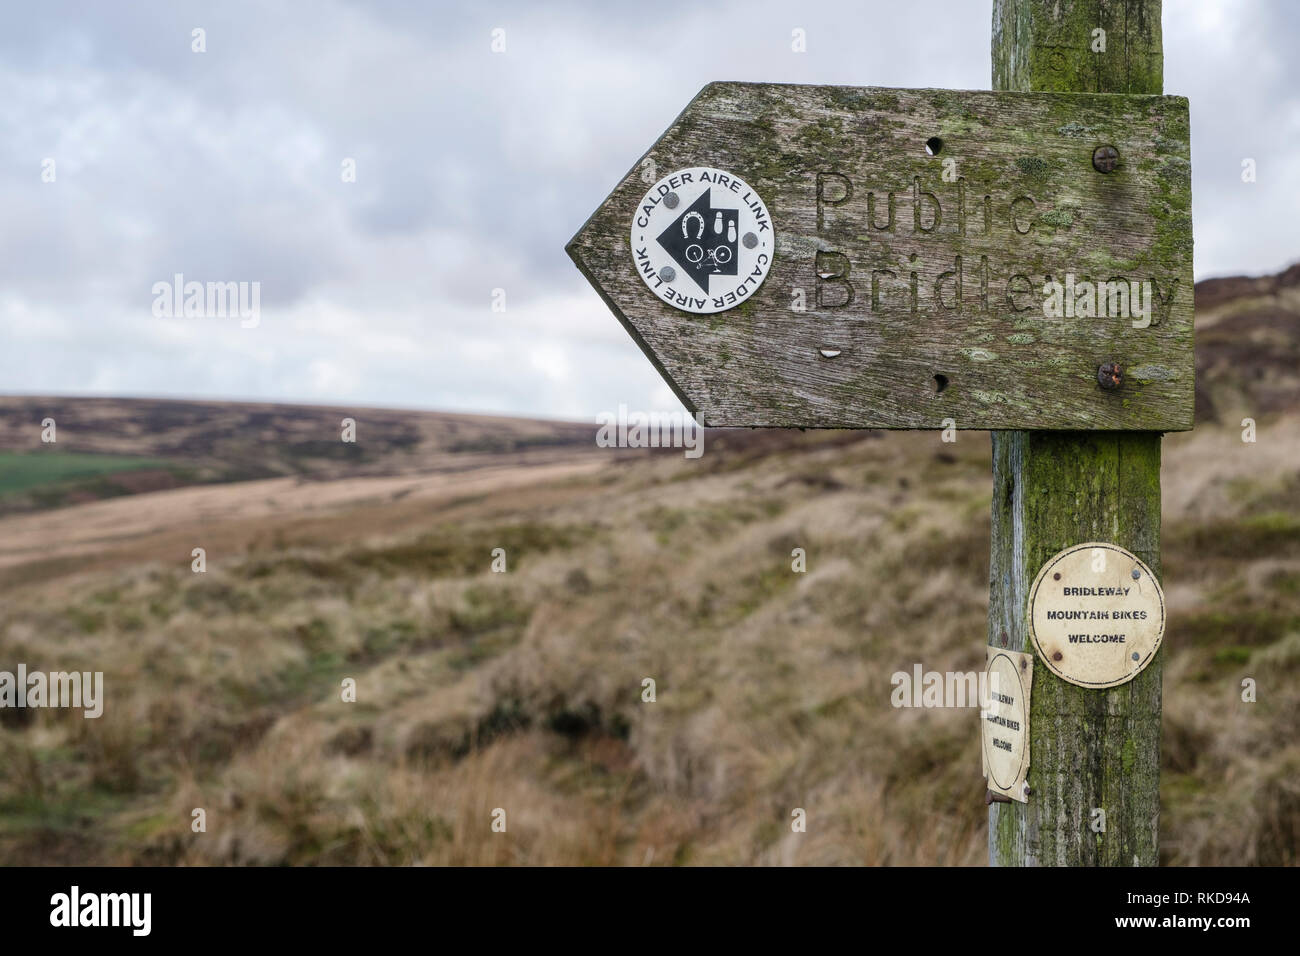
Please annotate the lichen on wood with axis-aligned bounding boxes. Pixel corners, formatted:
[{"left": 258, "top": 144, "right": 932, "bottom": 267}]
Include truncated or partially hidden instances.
[
  {"left": 567, "top": 73, "right": 1192, "bottom": 430},
  {"left": 988, "top": 0, "right": 1168, "bottom": 868}
]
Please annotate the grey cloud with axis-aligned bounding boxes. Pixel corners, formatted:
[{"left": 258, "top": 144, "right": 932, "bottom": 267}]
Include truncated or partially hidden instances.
[{"left": 0, "top": 0, "right": 1296, "bottom": 417}]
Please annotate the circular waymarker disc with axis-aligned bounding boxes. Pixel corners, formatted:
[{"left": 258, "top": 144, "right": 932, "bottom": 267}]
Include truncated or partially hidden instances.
[
  {"left": 983, "top": 651, "right": 1030, "bottom": 793},
  {"left": 1028, "top": 542, "right": 1165, "bottom": 689},
  {"left": 629, "top": 166, "right": 773, "bottom": 314}
]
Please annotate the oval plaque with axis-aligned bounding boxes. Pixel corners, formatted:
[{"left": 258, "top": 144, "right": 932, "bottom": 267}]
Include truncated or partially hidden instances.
[
  {"left": 982, "top": 648, "right": 1033, "bottom": 802},
  {"left": 1028, "top": 542, "right": 1165, "bottom": 689}
]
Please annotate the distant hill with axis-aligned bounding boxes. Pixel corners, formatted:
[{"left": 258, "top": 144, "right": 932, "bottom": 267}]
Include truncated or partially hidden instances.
[
  {"left": 1195, "top": 261, "right": 1300, "bottom": 423},
  {"left": 2, "top": 261, "right": 1298, "bottom": 517},
  {"left": 0, "top": 398, "right": 597, "bottom": 515}
]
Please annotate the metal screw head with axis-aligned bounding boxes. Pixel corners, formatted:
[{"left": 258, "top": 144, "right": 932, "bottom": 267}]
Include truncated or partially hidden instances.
[
  {"left": 742, "top": 231, "right": 758, "bottom": 249},
  {"left": 658, "top": 266, "right": 676, "bottom": 283},
  {"left": 663, "top": 191, "right": 680, "bottom": 209},
  {"left": 1092, "top": 145, "right": 1120, "bottom": 173},
  {"left": 1132, "top": 652, "right": 1140, "bottom": 661},
  {"left": 1131, "top": 568, "right": 1141, "bottom": 580},
  {"left": 1098, "top": 363, "right": 1123, "bottom": 390}
]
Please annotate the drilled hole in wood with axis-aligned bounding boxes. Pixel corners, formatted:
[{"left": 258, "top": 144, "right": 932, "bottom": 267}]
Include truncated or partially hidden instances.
[
  {"left": 925, "top": 136, "right": 944, "bottom": 156},
  {"left": 933, "top": 373, "right": 949, "bottom": 393}
]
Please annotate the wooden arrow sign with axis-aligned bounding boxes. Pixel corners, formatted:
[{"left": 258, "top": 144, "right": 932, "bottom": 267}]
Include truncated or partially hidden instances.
[{"left": 567, "top": 82, "right": 1193, "bottom": 430}]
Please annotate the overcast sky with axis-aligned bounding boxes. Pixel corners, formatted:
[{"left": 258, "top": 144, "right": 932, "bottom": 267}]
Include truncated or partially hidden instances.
[{"left": 1, "top": 0, "right": 1296, "bottom": 420}]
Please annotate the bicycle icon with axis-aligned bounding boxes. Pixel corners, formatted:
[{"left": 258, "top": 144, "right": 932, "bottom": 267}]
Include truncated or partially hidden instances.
[{"left": 681, "top": 210, "right": 735, "bottom": 273}]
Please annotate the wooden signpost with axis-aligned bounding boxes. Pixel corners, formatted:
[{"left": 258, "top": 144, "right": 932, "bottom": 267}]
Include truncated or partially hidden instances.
[{"left": 568, "top": 0, "right": 1187, "bottom": 866}]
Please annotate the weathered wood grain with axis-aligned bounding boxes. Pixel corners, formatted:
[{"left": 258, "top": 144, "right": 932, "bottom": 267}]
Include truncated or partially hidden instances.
[
  {"left": 994, "top": 0, "right": 1163, "bottom": 94},
  {"left": 988, "top": 0, "right": 1167, "bottom": 868},
  {"left": 988, "top": 432, "right": 1163, "bottom": 865},
  {"left": 568, "top": 81, "right": 1192, "bottom": 430}
]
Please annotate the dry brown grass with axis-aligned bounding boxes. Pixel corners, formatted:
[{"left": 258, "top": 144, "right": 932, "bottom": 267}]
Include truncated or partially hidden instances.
[{"left": 0, "top": 403, "right": 1296, "bottom": 865}]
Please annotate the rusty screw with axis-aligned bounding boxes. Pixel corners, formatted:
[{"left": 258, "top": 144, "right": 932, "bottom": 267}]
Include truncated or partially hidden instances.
[
  {"left": 1092, "top": 145, "right": 1120, "bottom": 173},
  {"left": 1098, "top": 363, "right": 1123, "bottom": 391}
]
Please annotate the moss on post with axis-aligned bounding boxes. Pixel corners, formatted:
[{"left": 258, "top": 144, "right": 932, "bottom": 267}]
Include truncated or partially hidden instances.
[{"left": 988, "top": 0, "right": 1167, "bottom": 867}]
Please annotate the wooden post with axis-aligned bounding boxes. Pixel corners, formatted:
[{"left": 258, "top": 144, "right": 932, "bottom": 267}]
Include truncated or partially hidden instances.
[{"left": 989, "top": 0, "right": 1167, "bottom": 866}]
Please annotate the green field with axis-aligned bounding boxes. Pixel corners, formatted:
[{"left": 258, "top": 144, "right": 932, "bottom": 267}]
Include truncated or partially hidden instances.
[{"left": 0, "top": 451, "right": 175, "bottom": 496}]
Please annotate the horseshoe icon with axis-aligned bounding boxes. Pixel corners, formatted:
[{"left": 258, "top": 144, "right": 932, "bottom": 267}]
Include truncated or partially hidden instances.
[{"left": 681, "top": 211, "right": 705, "bottom": 240}]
